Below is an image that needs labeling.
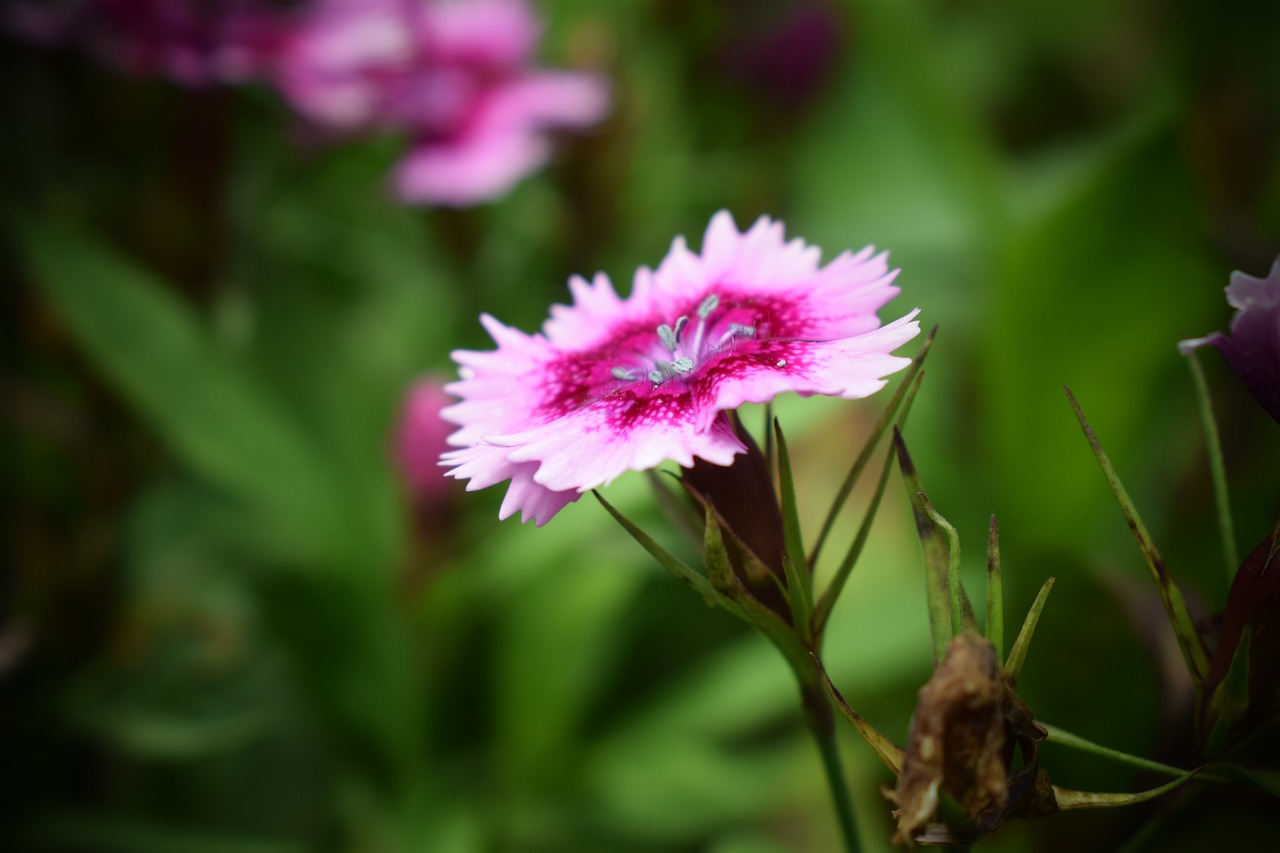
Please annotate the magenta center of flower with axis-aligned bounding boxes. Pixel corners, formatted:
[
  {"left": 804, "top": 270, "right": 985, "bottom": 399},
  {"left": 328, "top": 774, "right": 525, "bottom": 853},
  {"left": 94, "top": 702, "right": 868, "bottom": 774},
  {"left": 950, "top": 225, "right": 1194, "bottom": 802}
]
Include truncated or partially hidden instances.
[
  {"left": 608, "top": 294, "right": 761, "bottom": 387},
  {"left": 534, "top": 292, "right": 802, "bottom": 422}
]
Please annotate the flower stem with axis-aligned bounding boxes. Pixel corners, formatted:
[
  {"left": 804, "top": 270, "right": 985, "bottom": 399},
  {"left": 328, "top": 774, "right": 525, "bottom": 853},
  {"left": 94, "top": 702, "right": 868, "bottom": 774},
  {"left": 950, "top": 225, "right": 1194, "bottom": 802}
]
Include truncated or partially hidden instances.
[
  {"left": 1186, "top": 351, "right": 1238, "bottom": 581},
  {"left": 803, "top": 684, "right": 863, "bottom": 853}
]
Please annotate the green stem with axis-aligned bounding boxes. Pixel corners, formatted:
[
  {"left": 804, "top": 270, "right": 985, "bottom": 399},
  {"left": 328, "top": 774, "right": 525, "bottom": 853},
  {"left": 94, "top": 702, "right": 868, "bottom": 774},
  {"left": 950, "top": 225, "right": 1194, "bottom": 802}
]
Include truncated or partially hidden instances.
[
  {"left": 1041, "top": 723, "right": 1191, "bottom": 779},
  {"left": 803, "top": 684, "right": 862, "bottom": 853},
  {"left": 1186, "top": 351, "right": 1238, "bottom": 580}
]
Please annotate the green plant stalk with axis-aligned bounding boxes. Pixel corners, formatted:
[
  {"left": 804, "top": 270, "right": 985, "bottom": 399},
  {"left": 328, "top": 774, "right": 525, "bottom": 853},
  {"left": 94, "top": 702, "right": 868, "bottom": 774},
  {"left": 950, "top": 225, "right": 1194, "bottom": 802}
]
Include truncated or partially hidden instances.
[
  {"left": 1186, "top": 351, "right": 1238, "bottom": 580},
  {"left": 801, "top": 684, "right": 863, "bottom": 853},
  {"left": 1041, "top": 723, "right": 1194, "bottom": 779}
]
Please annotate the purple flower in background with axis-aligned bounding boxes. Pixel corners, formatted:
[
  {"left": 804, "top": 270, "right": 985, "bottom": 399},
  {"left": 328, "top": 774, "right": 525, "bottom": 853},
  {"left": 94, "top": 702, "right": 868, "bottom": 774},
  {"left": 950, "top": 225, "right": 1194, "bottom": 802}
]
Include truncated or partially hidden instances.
[
  {"left": 1180, "top": 257, "right": 1280, "bottom": 425},
  {"left": 441, "top": 210, "right": 920, "bottom": 525},
  {"left": 272, "top": 0, "right": 609, "bottom": 206},
  {"left": 6, "top": 0, "right": 284, "bottom": 85},
  {"left": 718, "top": 1, "right": 842, "bottom": 114}
]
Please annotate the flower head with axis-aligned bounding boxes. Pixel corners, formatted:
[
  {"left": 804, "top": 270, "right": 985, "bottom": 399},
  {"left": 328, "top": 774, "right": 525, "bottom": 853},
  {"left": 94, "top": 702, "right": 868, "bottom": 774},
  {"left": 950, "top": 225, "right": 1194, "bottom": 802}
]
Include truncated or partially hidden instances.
[
  {"left": 442, "top": 210, "right": 921, "bottom": 525},
  {"left": 271, "top": 0, "right": 609, "bottom": 206},
  {"left": 1179, "top": 256, "right": 1280, "bottom": 425}
]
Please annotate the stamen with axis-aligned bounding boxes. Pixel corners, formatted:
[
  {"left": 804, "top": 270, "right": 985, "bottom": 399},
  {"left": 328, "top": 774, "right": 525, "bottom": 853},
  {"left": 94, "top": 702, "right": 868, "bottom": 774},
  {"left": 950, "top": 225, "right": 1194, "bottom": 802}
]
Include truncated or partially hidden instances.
[
  {"left": 611, "top": 366, "right": 638, "bottom": 381},
  {"left": 648, "top": 369, "right": 664, "bottom": 384},
  {"left": 672, "top": 315, "right": 689, "bottom": 341},
  {"left": 657, "top": 324, "right": 678, "bottom": 352},
  {"left": 713, "top": 324, "right": 756, "bottom": 350},
  {"left": 671, "top": 356, "right": 695, "bottom": 373},
  {"left": 697, "top": 294, "right": 720, "bottom": 319}
]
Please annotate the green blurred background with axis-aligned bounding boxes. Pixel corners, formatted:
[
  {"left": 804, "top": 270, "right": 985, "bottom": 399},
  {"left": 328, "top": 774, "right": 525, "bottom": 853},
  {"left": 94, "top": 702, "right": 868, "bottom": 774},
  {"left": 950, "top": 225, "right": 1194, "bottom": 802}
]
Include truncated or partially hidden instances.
[{"left": 4, "top": 0, "right": 1279, "bottom": 850}]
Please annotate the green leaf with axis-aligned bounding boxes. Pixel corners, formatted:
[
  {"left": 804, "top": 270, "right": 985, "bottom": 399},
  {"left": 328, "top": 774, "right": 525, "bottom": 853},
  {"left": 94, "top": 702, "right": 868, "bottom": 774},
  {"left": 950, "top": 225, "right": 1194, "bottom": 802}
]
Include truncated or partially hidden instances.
[
  {"left": 1202, "top": 763, "right": 1280, "bottom": 798},
  {"left": 780, "top": 553, "right": 813, "bottom": 640},
  {"left": 985, "top": 516, "right": 1004, "bottom": 662},
  {"left": 1066, "top": 387, "right": 1211, "bottom": 682},
  {"left": 1053, "top": 773, "right": 1195, "bottom": 811},
  {"left": 701, "top": 505, "right": 814, "bottom": 686},
  {"left": 12, "top": 216, "right": 357, "bottom": 571},
  {"left": 811, "top": 447, "right": 896, "bottom": 636},
  {"left": 1205, "top": 630, "right": 1252, "bottom": 756},
  {"left": 817, "top": 656, "right": 904, "bottom": 774},
  {"left": 593, "top": 491, "right": 716, "bottom": 604},
  {"left": 893, "top": 428, "right": 977, "bottom": 663},
  {"left": 1005, "top": 576, "right": 1055, "bottom": 683},
  {"left": 772, "top": 419, "right": 810, "bottom": 600}
]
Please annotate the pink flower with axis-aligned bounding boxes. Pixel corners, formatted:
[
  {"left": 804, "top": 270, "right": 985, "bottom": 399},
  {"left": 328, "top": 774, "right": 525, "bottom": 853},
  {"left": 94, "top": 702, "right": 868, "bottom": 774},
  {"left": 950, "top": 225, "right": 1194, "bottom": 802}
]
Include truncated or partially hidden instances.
[
  {"left": 442, "top": 211, "right": 921, "bottom": 525},
  {"left": 1180, "top": 256, "right": 1280, "bottom": 425},
  {"left": 271, "top": 0, "right": 609, "bottom": 206},
  {"left": 394, "top": 377, "right": 458, "bottom": 516},
  {"left": 7, "top": 0, "right": 285, "bottom": 85}
]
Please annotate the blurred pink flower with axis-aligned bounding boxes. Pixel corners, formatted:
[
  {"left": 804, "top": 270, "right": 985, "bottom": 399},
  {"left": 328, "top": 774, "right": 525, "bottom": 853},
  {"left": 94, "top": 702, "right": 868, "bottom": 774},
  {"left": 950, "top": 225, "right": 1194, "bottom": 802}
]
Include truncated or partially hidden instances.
[
  {"left": 718, "top": 1, "right": 842, "bottom": 114},
  {"left": 271, "top": 0, "right": 609, "bottom": 205},
  {"left": 442, "top": 210, "right": 921, "bottom": 525},
  {"left": 6, "top": 0, "right": 285, "bottom": 85},
  {"left": 1180, "top": 256, "right": 1280, "bottom": 425},
  {"left": 394, "top": 377, "right": 459, "bottom": 519}
]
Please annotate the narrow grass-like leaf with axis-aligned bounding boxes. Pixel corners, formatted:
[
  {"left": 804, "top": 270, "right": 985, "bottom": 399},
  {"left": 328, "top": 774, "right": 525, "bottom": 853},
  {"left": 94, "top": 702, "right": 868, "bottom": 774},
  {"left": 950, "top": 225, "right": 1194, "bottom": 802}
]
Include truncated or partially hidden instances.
[
  {"left": 811, "top": 447, "right": 895, "bottom": 635},
  {"left": 986, "top": 516, "right": 1004, "bottom": 661},
  {"left": 1005, "top": 577, "right": 1055, "bottom": 682},
  {"left": 1185, "top": 351, "right": 1238, "bottom": 579},
  {"left": 929, "top": 494, "right": 967, "bottom": 643},
  {"left": 781, "top": 553, "right": 814, "bottom": 642},
  {"left": 1066, "top": 387, "right": 1211, "bottom": 682},
  {"left": 1053, "top": 773, "right": 1195, "bottom": 810},
  {"left": 1205, "top": 630, "right": 1252, "bottom": 756},
  {"left": 1041, "top": 723, "right": 1196, "bottom": 779},
  {"left": 894, "top": 428, "right": 977, "bottom": 662},
  {"left": 811, "top": 369, "right": 925, "bottom": 634},
  {"left": 816, "top": 655, "right": 904, "bottom": 773},
  {"left": 809, "top": 327, "right": 936, "bottom": 568},
  {"left": 1203, "top": 763, "right": 1280, "bottom": 797},
  {"left": 701, "top": 505, "right": 815, "bottom": 683},
  {"left": 593, "top": 491, "right": 716, "bottom": 603},
  {"left": 773, "top": 419, "right": 810, "bottom": 595}
]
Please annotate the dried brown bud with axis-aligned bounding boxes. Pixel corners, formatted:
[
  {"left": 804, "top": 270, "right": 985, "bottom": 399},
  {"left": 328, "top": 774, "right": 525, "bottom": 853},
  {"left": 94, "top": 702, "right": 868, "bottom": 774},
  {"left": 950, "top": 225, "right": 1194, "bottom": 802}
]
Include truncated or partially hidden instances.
[{"left": 886, "top": 633, "right": 1054, "bottom": 846}]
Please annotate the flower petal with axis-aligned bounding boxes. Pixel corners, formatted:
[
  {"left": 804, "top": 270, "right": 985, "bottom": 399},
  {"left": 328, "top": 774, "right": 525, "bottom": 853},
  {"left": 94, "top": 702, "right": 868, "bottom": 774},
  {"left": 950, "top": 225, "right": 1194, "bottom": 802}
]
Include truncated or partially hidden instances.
[
  {"left": 1180, "top": 257, "right": 1280, "bottom": 425},
  {"left": 499, "top": 395, "right": 746, "bottom": 493}
]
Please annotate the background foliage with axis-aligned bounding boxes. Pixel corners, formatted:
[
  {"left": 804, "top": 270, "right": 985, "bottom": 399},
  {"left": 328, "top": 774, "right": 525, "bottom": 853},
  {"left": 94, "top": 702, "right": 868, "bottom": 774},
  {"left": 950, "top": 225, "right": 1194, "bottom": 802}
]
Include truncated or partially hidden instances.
[{"left": 4, "top": 0, "right": 1279, "bottom": 850}]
